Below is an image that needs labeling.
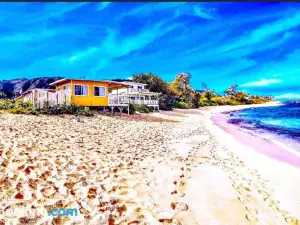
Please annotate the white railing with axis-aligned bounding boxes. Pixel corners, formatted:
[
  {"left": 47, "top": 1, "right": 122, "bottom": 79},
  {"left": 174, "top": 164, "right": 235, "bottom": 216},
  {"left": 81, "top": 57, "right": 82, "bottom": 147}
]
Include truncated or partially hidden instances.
[
  {"left": 35, "top": 91, "right": 158, "bottom": 108},
  {"left": 48, "top": 92, "right": 58, "bottom": 107},
  {"left": 56, "top": 90, "right": 71, "bottom": 105},
  {"left": 35, "top": 90, "right": 71, "bottom": 108},
  {"left": 109, "top": 94, "right": 159, "bottom": 106},
  {"left": 109, "top": 94, "right": 129, "bottom": 105},
  {"left": 129, "top": 99, "right": 159, "bottom": 105}
]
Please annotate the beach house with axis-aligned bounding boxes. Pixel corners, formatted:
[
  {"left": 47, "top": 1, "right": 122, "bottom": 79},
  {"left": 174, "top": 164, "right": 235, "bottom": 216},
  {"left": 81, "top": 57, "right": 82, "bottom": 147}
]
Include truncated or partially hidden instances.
[
  {"left": 16, "top": 88, "right": 56, "bottom": 108},
  {"left": 15, "top": 78, "right": 160, "bottom": 113},
  {"left": 48, "top": 78, "right": 135, "bottom": 113},
  {"left": 110, "top": 81, "right": 160, "bottom": 111}
]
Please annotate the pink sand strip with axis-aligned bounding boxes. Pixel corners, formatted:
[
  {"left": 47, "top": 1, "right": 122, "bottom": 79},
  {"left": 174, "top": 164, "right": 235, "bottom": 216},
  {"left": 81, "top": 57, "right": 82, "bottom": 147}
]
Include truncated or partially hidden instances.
[{"left": 212, "top": 112, "right": 300, "bottom": 169}]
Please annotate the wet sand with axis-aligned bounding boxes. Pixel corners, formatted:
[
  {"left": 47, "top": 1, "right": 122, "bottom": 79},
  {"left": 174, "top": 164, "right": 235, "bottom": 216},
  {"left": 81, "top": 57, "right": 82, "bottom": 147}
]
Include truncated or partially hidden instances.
[{"left": 0, "top": 106, "right": 299, "bottom": 225}]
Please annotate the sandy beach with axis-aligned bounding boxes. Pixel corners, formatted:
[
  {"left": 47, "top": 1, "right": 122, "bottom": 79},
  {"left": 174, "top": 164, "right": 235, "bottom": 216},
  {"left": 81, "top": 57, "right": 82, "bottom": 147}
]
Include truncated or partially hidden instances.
[{"left": 0, "top": 104, "right": 299, "bottom": 225}]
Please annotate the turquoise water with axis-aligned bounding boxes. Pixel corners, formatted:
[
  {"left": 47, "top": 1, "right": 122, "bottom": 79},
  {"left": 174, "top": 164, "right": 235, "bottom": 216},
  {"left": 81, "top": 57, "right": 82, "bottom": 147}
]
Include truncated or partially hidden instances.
[
  {"left": 260, "top": 118, "right": 300, "bottom": 129},
  {"left": 227, "top": 102, "right": 300, "bottom": 150}
]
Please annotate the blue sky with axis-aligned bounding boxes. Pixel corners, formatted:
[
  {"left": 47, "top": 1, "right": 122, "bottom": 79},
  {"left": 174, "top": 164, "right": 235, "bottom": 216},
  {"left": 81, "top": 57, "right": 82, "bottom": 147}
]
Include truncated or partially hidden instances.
[{"left": 1, "top": 2, "right": 300, "bottom": 99}]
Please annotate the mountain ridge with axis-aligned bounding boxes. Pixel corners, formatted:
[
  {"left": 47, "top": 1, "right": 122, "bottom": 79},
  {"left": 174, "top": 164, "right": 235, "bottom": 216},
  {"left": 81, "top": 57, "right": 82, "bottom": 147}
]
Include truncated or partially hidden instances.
[{"left": 0, "top": 77, "right": 63, "bottom": 99}]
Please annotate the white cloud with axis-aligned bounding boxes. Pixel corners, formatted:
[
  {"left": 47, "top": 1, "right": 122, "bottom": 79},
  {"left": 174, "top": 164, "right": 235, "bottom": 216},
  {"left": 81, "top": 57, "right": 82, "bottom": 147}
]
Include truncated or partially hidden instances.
[
  {"left": 275, "top": 93, "right": 300, "bottom": 100},
  {"left": 242, "top": 78, "right": 283, "bottom": 87},
  {"left": 97, "top": 2, "right": 111, "bottom": 11},
  {"left": 193, "top": 6, "right": 216, "bottom": 20},
  {"left": 69, "top": 56, "right": 77, "bottom": 61}
]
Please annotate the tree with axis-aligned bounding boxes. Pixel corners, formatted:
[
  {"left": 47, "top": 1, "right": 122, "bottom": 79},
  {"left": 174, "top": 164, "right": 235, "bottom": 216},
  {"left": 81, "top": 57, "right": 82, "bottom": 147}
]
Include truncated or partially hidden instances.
[
  {"left": 175, "top": 72, "right": 191, "bottom": 88},
  {"left": 225, "top": 84, "right": 238, "bottom": 96},
  {"left": 205, "top": 90, "right": 214, "bottom": 102},
  {"left": 169, "top": 72, "right": 194, "bottom": 106},
  {"left": 234, "top": 91, "right": 249, "bottom": 103},
  {"left": 192, "top": 91, "right": 201, "bottom": 108}
]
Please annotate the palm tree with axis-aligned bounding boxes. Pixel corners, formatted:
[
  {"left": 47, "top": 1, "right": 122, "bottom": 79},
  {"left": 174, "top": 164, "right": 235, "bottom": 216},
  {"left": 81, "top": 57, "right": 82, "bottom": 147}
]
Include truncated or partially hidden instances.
[
  {"left": 225, "top": 84, "right": 238, "bottom": 96},
  {"left": 205, "top": 90, "right": 214, "bottom": 102}
]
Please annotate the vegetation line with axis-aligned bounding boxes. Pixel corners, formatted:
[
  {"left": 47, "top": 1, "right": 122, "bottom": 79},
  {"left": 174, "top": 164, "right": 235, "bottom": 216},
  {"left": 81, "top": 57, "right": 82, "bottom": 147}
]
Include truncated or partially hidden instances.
[
  {"left": 0, "top": 73, "right": 273, "bottom": 115},
  {"left": 132, "top": 72, "right": 273, "bottom": 110}
]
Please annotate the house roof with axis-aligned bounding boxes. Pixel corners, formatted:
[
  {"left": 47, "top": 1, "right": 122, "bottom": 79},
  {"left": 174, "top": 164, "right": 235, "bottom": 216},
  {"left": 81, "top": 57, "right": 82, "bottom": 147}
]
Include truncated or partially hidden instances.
[
  {"left": 15, "top": 95, "right": 24, "bottom": 100},
  {"left": 49, "top": 78, "right": 69, "bottom": 86},
  {"left": 119, "top": 81, "right": 148, "bottom": 86},
  {"left": 49, "top": 78, "right": 132, "bottom": 89},
  {"left": 20, "top": 89, "right": 33, "bottom": 96}
]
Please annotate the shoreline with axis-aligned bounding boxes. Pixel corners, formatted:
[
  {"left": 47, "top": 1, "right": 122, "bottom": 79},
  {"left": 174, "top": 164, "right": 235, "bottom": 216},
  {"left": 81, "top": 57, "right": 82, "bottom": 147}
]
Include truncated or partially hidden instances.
[
  {"left": 199, "top": 104, "right": 300, "bottom": 221},
  {"left": 153, "top": 105, "right": 300, "bottom": 223},
  {"left": 208, "top": 102, "right": 300, "bottom": 169}
]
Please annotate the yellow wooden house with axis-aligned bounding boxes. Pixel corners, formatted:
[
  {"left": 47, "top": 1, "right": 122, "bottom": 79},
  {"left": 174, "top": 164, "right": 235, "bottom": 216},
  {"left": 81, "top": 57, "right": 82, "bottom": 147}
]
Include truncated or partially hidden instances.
[
  {"left": 49, "top": 78, "right": 129, "bottom": 105},
  {"left": 47, "top": 78, "right": 130, "bottom": 113}
]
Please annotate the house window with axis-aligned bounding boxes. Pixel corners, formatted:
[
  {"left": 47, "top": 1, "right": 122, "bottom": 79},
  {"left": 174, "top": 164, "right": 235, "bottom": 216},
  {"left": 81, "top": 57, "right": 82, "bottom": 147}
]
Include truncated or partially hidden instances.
[
  {"left": 94, "top": 86, "right": 106, "bottom": 97},
  {"left": 74, "top": 85, "right": 88, "bottom": 96},
  {"left": 39, "top": 92, "right": 45, "bottom": 98}
]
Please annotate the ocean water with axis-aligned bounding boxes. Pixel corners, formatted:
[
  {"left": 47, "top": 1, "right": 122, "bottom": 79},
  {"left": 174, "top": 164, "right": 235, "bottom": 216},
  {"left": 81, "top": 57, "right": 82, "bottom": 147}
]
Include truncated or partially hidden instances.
[{"left": 226, "top": 102, "right": 300, "bottom": 151}]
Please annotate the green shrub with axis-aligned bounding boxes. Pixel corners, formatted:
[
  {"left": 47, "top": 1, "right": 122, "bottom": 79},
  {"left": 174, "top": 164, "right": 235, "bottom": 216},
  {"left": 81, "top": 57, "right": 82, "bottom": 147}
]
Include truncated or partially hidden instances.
[
  {"left": 0, "top": 99, "right": 14, "bottom": 110},
  {"left": 227, "top": 98, "right": 243, "bottom": 105},
  {"left": 16, "top": 101, "right": 33, "bottom": 109},
  {"left": 127, "top": 104, "right": 136, "bottom": 114},
  {"left": 131, "top": 104, "right": 152, "bottom": 113},
  {"left": 39, "top": 103, "right": 94, "bottom": 116},
  {"left": 248, "top": 97, "right": 270, "bottom": 104},
  {"left": 158, "top": 93, "right": 174, "bottom": 110},
  {"left": 191, "top": 92, "right": 201, "bottom": 108},
  {"left": 8, "top": 107, "right": 31, "bottom": 114},
  {"left": 64, "top": 103, "right": 80, "bottom": 114},
  {"left": 0, "top": 101, "right": 94, "bottom": 117},
  {"left": 211, "top": 96, "right": 227, "bottom": 105},
  {"left": 40, "top": 104, "right": 63, "bottom": 115},
  {"left": 78, "top": 107, "right": 94, "bottom": 117},
  {"left": 0, "top": 99, "right": 34, "bottom": 114},
  {"left": 199, "top": 97, "right": 211, "bottom": 107},
  {"left": 30, "top": 109, "right": 40, "bottom": 116},
  {"left": 172, "top": 101, "right": 190, "bottom": 109}
]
